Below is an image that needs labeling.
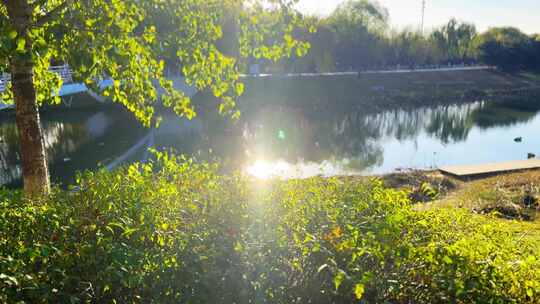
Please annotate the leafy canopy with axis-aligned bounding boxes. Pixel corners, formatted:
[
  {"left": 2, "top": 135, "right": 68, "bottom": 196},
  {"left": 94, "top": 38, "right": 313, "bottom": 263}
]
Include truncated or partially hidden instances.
[
  {"left": 474, "top": 27, "right": 534, "bottom": 70},
  {"left": 0, "top": 0, "right": 309, "bottom": 126},
  {"left": 431, "top": 18, "right": 477, "bottom": 60}
]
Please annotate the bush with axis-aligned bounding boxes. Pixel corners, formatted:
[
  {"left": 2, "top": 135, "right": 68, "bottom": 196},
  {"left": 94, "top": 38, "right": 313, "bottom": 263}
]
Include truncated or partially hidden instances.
[{"left": 1, "top": 153, "right": 539, "bottom": 303}]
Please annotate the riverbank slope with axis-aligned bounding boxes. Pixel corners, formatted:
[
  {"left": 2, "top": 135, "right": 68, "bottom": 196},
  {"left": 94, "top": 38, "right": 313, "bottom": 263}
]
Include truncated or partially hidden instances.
[{"left": 232, "top": 69, "right": 540, "bottom": 112}]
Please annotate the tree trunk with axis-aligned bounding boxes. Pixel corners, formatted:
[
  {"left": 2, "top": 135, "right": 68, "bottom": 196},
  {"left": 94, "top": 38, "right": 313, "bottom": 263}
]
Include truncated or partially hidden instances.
[{"left": 7, "top": 0, "right": 51, "bottom": 196}]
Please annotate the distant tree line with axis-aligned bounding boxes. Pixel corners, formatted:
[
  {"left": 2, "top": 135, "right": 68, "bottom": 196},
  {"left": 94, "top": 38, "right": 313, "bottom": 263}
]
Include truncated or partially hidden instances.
[
  {"left": 475, "top": 27, "right": 540, "bottom": 71},
  {"left": 245, "top": 0, "right": 540, "bottom": 73}
]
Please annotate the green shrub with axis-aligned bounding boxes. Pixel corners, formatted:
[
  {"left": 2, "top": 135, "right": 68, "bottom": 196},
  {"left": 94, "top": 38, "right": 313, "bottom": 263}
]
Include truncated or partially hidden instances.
[{"left": 1, "top": 153, "right": 539, "bottom": 303}]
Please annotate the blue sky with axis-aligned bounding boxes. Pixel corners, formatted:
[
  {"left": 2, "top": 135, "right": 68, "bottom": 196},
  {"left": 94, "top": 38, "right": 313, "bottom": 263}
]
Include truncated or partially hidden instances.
[{"left": 296, "top": 0, "right": 539, "bottom": 34}]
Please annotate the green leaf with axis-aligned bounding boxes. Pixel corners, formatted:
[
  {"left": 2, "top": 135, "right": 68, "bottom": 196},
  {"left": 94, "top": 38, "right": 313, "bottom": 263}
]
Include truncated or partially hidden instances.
[
  {"left": 16, "top": 38, "right": 26, "bottom": 52},
  {"left": 354, "top": 283, "right": 365, "bottom": 300},
  {"left": 334, "top": 270, "right": 345, "bottom": 291},
  {"left": 443, "top": 255, "right": 453, "bottom": 264},
  {"left": 8, "top": 30, "right": 17, "bottom": 40},
  {"left": 122, "top": 227, "right": 138, "bottom": 238},
  {"left": 235, "top": 82, "right": 244, "bottom": 96}
]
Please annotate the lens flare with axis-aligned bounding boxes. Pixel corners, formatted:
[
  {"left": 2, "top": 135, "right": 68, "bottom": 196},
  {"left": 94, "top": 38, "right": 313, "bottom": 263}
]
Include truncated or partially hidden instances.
[{"left": 246, "top": 160, "right": 290, "bottom": 179}]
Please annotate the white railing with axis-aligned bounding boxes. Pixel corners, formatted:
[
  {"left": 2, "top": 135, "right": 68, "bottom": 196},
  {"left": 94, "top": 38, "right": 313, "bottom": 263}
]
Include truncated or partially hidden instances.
[
  {"left": 0, "top": 64, "right": 73, "bottom": 93},
  {"left": 49, "top": 64, "right": 73, "bottom": 83},
  {"left": 0, "top": 73, "right": 11, "bottom": 93}
]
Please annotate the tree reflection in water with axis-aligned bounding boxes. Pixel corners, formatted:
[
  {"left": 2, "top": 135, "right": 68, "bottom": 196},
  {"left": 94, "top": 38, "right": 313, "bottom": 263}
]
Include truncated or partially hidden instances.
[
  {"left": 183, "top": 97, "right": 540, "bottom": 178},
  {"left": 0, "top": 110, "right": 145, "bottom": 187},
  {"left": 1, "top": 95, "right": 540, "bottom": 185}
]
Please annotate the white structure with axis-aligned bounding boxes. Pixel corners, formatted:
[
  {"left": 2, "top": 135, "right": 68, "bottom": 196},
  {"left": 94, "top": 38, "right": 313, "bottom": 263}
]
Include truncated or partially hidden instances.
[
  {"left": 1, "top": 65, "right": 196, "bottom": 111},
  {"left": 1, "top": 64, "right": 76, "bottom": 110},
  {"left": 1, "top": 64, "right": 73, "bottom": 93}
]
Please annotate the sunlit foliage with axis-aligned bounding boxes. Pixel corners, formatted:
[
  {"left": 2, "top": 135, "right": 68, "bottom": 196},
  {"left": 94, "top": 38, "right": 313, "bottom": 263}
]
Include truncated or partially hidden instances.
[
  {"left": 1, "top": 153, "right": 538, "bottom": 303},
  {"left": 0, "top": 0, "right": 309, "bottom": 125}
]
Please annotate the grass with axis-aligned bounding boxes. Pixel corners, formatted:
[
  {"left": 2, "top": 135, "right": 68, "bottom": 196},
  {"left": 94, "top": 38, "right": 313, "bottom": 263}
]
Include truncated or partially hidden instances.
[
  {"left": 425, "top": 171, "right": 540, "bottom": 219},
  {"left": 189, "top": 69, "right": 540, "bottom": 117},
  {"left": 386, "top": 170, "right": 540, "bottom": 245}
]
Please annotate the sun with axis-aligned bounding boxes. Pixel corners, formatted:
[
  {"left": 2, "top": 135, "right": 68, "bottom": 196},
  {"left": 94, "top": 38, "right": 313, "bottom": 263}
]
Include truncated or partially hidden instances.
[{"left": 246, "top": 160, "right": 291, "bottom": 179}]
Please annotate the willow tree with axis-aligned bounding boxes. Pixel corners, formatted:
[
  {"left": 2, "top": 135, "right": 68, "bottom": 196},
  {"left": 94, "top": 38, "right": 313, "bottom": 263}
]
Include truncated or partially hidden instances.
[
  {"left": 326, "top": 0, "right": 389, "bottom": 70},
  {"left": 0, "top": 0, "right": 308, "bottom": 195},
  {"left": 431, "top": 19, "right": 477, "bottom": 63}
]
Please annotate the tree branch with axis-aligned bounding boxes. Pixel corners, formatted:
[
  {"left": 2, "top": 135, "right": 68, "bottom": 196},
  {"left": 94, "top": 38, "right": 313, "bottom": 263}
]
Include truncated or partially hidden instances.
[{"left": 33, "top": 0, "right": 72, "bottom": 28}]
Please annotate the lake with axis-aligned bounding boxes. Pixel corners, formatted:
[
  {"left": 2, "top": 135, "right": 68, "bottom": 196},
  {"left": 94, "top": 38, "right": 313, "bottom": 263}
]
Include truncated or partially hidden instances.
[{"left": 1, "top": 77, "right": 540, "bottom": 187}]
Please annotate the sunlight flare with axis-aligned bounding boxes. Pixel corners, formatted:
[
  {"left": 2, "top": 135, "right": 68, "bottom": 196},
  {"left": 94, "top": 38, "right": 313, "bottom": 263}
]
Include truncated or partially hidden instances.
[{"left": 246, "top": 160, "right": 291, "bottom": 179}]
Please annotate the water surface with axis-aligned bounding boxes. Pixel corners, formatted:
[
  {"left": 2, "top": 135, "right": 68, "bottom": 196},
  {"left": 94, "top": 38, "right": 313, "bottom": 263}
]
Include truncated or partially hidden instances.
[{"left": 1, "top": 84, "right": 540, "bottom": 186}]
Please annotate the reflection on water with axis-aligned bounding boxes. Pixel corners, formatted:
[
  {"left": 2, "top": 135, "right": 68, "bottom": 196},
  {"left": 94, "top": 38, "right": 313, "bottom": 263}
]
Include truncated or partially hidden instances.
[
  {"left": 0, "top": 110, "right": 145, "bottom": 187},
  {"left": 152, "top": 98, "right": 540, "bottom": 179},
  {"left": 246, "top": 159, "right": 363, "bottom": 179},
  {"left": 1, "top": 95, "right": 540, "bottom": 186}
]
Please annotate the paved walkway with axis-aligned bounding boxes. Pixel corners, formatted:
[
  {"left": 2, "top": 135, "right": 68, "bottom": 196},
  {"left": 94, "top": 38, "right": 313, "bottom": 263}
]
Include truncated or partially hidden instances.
[
  {"left": 241, "top": 66, "right": 493, "bottom": 78},
  {"left": 440, "top": 159, "right": 540, "bottom": 178}
]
